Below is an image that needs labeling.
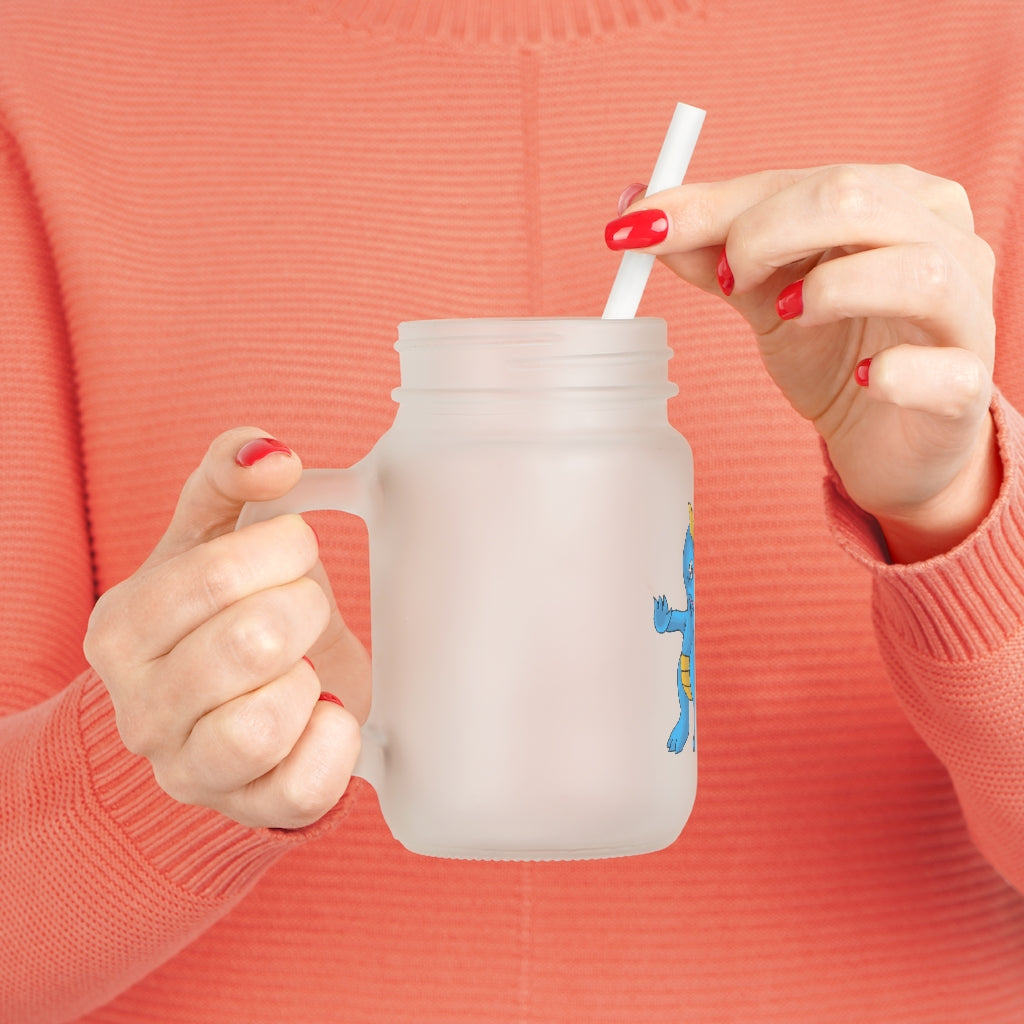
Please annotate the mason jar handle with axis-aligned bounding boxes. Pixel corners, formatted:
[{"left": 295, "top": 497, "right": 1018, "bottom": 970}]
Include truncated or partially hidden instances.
[
  {"left": 236, "top": 464, "right": 386, "bottom": 792},
  {"left": 235, "top": 466, "right": 374, "bottom": 527}
]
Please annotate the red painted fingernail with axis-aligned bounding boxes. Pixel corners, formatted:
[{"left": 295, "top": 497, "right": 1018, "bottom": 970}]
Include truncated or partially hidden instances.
[
  {"left": 776, "top": 279, "right": 804, "bottom": 320},
  {"left": 235, "top": 437, "right": 293, "bottom": 467},
  {"left": 616, "top": 182, "right": 648, "bottom": 216},
  {"left": 318, "top": 691, "right": 345, "bottom": 708},
  {"left": 302, "top": 655, "right": 316, "bottom": 672},
  {"left": 604, "top": 208, "right": 669, "bottom": 250},
  {"left": 716, "top": 248, "right": 734, "bottom": 296},
  {"left": 855, "top": 357, "right": 872, "bottom": 387}
]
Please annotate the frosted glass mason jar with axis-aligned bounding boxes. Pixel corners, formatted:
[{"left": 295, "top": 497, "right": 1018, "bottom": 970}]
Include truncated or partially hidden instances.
[{"left": 239, "top": 318, "right": 696, "bottom": 860}]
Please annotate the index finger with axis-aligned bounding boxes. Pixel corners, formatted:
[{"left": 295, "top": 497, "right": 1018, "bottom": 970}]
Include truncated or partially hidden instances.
[
  {"left": 626, "top": 163, "right": 975, "bottom": 257},
  {"left": 115, "top": 513, "right": 320, "bottom": 662}
]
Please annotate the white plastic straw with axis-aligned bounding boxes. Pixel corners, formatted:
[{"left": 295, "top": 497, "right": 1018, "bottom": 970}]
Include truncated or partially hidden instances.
[{"left": 602, "top": 102, "right": 706, "bottom": 319}]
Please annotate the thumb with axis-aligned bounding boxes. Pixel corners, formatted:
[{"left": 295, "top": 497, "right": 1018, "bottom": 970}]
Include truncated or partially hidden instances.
[{"left": 145, "top": 427, "right": 304, "bottom": 567}]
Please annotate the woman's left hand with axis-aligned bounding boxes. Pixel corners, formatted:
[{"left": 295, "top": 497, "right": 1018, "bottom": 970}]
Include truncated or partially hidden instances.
[{"left": 606, "top": 164, "right": 1000, "bottom": 562}]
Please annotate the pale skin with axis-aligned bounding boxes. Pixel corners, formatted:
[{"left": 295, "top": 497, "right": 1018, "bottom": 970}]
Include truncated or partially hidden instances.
[
  {"left": 619, "top": 164, "right": 1000, "bottom": 564},
  {"left": 84, "top": 428, "right": 371, "bottom": 830},
  {"left": 85, "top": 164, "right": 1000, "bottom": 830}
]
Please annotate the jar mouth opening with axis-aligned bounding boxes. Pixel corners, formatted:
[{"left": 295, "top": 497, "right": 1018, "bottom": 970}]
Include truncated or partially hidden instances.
[
  {"left": 394, "top": 318, "right": 675, "bottom": 395},
  {"left": 397, "top": 316, "right": 667, "bottom": 347}
]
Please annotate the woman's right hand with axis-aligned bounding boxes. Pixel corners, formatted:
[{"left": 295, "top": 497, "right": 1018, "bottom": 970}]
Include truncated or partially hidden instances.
[{"left": 83, "top": 428, "right": 370, "bottom": 830}]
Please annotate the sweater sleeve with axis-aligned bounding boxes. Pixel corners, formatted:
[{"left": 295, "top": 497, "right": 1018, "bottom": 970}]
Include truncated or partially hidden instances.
[
  {"left": 825, "top": 392, "right": 1024, "bottom": 895},
  {"left": 0, "top": 129, "right": 351, "bottom": 1023}
]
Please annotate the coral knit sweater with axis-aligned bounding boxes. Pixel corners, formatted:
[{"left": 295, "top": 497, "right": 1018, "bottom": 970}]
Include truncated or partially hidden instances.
[{"left": 2, "top": 1, "right": 1023, "bottom": 1021}]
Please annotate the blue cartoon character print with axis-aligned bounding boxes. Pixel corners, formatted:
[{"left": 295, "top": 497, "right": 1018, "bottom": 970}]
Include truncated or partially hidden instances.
[{"left": 654, "top": 503, "right": 695, "bottom": 753}]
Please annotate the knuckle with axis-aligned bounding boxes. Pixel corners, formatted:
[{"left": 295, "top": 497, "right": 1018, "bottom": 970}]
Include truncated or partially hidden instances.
[
  {"left": 222, "top": 607, "right": 290, "bottom": 674},
  {"left": 913, "top": 351, "right": 991, "bottom": 421},
  {"left": 114, "top": 703, "right": 156, "bottom": 756},
  {"left": 221, "top": 696, "right": 292, "bottom": 769},
  {"left": 927, "top": 174, "right": 975, "bottom": 232},
  {"left": 885, "top": 162, "right": 915, "bottom": 179},
  {"left": 908, "top": 243, "right": 953, "bottom": 297},
  {"left": 278, "top": 763, "right": 336, "bottom": 826},
  {"left": 81, "top": 619, "right": 108, "bottom": 672},
  {"left": 219, "top": 577, "right": 328, "bottom": 677},
  {"left": 938, "top": 176, "right": 971, "bottom": 214},
  {"left": 196, "top": 550, "right": 248, "bottom": 612},
  {"left": 83, "top": 586, "right": 130, "bottom": 669},
  {"left": 932, "top": 391, "right": 979, "bottom": 421},
  {"left": 766, "top": 167, "right": 802, "bottom": 195},
  {"left": 821, "top": 165, "right": 879, "bottom": 224},
  {"left": 946, "top": 354, "right": 989, "bottom": 408},
  {"left": 277, "top": 715, "right": 357, "bottom": 827}
]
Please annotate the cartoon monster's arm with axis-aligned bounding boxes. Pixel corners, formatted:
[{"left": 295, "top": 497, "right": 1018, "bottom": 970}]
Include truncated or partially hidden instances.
[{"left": 653, "top": 595, "right": 688, "bottom": 634}]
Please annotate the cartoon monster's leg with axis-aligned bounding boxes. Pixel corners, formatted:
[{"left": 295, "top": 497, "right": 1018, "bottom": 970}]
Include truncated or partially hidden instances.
[{"left": 667, "top": 657, "right": 691, "bottom": 753}]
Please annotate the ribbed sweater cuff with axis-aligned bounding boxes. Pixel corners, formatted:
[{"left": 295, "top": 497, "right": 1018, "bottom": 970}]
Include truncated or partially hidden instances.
[
  {"left": 824, "top": 391, "right": 1024, "bottom": 661},
  {"left": 77, "top": 669, "right": 355, "bottom": 903}
]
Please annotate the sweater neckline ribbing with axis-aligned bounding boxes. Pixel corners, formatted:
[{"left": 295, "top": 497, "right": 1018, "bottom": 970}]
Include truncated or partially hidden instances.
[{"left": 305, "top": 0, "right": 706, "bottom": 45}]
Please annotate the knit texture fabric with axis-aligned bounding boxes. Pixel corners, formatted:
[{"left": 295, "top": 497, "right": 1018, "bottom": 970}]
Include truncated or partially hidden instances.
[{"left": 1, "top": 1, "right": 1023, "bottom": 1021}]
